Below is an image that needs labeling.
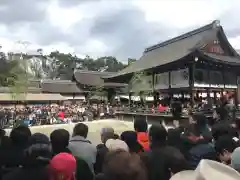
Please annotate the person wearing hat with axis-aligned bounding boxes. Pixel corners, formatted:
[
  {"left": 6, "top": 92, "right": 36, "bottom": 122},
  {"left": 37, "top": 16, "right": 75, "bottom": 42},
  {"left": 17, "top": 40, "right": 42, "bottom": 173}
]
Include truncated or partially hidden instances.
[
  {"left": 170, "top": 159, "right": 240, "bottom": 180},
  {"left": 105, "top": 139, "right": 129, "bottom": 152},
  {"left": 232, "top": 147, "right": 240, "bottom": 172},
  {"left": 49, "top": 153, "right": 76, "bottom": 180}
]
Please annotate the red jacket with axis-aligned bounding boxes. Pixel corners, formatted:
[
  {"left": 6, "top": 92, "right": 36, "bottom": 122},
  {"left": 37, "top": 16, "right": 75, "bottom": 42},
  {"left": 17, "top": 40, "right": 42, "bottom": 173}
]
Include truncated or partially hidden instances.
[
  {"left": 58, "top": 111, "right": 65, "bottom": 119},
  {"left": 158, "top": 104, "right": 167, "bottom": 112},
  {"left": 137, "top": 132, "right": 150, "bottom": 151}
]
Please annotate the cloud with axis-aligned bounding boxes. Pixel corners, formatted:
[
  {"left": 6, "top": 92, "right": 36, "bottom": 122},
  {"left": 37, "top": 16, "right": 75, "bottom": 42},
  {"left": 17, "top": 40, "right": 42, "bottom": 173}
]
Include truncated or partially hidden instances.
[
  {"left": 0, "top": 0, "right": 48, "bottom": 25},
  {"left": 57, "top": 0, "right": 100, "bottom": 7},
  {"left": 0, "top": 0, "right": 240, "bottom": 60},
  {"left": 89, "top": 6, "right": 172, "bottom": 60}
]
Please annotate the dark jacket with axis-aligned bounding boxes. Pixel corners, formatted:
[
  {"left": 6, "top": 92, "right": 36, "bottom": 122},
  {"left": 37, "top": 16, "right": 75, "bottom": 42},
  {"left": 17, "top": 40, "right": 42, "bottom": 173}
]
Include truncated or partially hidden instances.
[
  {"left": 187, "top": 143, "right": 217, "bottom": 170},
  {"left": 140, "top": 145, "right": 179, "bottom": 180},
  {"left": 75, "top": 156, "right": 94, "bottom": 180},
  {"left": 2, "top": 166, "right": 49, "bottom": 180},
  {"left": 52, "top": 146, "right": 72, "bottom": 156},
  {"left": 94, "top": 144, "right": 109, "bottom": 174},
  {"left": 1, "top": 144, "right": 26, "bottom": 170}
]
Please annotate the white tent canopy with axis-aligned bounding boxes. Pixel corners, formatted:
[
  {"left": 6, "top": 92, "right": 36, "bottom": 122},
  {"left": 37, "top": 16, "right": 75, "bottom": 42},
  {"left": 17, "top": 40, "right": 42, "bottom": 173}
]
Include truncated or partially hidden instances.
[
  {"left": 62, "top": 95, "right": 85, "bottom": 100},
  {"left": 118, "top": 95, "right": 154, "bottom": 101},
  {"left": 0, "top": 93, "right": 67, "bottom": 101}
]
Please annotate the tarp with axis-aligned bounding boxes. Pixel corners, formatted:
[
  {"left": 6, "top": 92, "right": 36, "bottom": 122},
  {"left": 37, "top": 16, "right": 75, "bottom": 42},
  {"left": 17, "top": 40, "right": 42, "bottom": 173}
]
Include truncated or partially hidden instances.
[
  {"left": 62, "top": 95, "right": 85, "bottom": 100},
  {"left": 0, "top": 93, "right": 67, "bottom": 101}
]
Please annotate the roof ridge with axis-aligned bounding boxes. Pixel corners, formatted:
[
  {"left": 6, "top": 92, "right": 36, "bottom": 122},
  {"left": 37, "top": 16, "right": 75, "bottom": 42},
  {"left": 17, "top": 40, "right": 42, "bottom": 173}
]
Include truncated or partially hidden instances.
[
  {"left": 75, "top": 70, "right": 116, "bottom": 75},
  {"left": 144, "top": 20, "right": 220, "bottom": 53}
]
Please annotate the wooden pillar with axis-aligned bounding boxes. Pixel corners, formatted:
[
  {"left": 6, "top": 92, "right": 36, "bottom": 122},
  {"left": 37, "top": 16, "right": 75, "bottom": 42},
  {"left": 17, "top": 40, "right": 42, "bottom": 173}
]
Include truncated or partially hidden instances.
[
  {"left": 206, "top": 65, "right": 211, "bottom": 104},
  {"left": 189, "top": 62, "right": 195, "bottom": 107},
  {"left": 152, "top": 73, "right": 158, "bottom": 106},
  {"left": 234, "top": 72, "right": 238, "bottom": 107},
  {"left": 153, "top": 91, "right": 159, "bottom": 107},
  {"left": 139, "top": 91, "right": 144, "bottom": 106},
  {"left": 83, "top": 92, "right": 90, "bottom": 105},
  {"left": 213, "top": 91, "right": 217, "bottom": 105},
  {"left": 168, "top": 71, "right": 172, "bottom": 106},
  {"left": 237, "top": 74, "right": 240, "bottom": 106},
  {"left": 222, "top": 66, "right": 226, "bottom": 104},
  {"left": 72, "top": 93, "right": 76, "bottom": 104},
  {"left": 107, "top": 88, "right": 116, "bottom": 104},
  {"left": 128, "top": 92, "right": 132, "bottom": 107}
]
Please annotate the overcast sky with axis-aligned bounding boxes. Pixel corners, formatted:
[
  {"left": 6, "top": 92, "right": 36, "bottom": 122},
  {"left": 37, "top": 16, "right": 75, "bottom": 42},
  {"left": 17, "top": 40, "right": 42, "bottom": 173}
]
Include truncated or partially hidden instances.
[{"left": 0, "top": 0, "right": 240, "bottom": 62}]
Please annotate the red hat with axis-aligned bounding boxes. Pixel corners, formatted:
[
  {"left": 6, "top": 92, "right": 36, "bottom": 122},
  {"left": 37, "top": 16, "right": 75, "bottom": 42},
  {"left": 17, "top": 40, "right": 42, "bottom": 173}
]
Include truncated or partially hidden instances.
[{"left": 49, "top": 153, "right": 76, "bottom": 180}]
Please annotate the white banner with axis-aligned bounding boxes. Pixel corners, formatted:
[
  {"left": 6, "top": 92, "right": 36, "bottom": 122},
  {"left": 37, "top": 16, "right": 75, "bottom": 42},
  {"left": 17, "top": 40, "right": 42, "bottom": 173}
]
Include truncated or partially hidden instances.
[
  {"left": 154, "top": 72, "right": 169, "bottom": 90},
  {"left": 171, "top": 68, "right": 189, "bottom": 88}
]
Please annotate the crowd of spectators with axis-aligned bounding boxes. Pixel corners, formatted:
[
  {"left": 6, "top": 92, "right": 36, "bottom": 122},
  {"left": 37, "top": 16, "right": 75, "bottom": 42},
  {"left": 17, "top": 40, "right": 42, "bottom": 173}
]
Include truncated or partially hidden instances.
[
  {"left": 1, "top": 107, "right": 240, "bottom": 180},
  {"left": 0, "top": 103, "right": 117, "bottom": 128}
]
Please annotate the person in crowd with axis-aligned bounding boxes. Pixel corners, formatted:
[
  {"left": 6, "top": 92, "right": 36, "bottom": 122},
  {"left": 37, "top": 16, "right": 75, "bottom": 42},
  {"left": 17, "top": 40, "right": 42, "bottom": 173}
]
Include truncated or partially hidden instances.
[
  {"left": 113, "top": 133, "right": 119, "bottom": 139},
  {"left": 186, "top": 113, "right": 211, "bottom": 142},
  {"left": 99, "top": 127, "right": 115, "bottom": 147},
  {"left": 134, "top": 118, "right": 149, "bottom": 151},
  {"left": 231, "top": 147, "right": 240, "bottom": 172},
  {"left": 0, "top": 129, "right": 5, "bottom": 139},
  {"left": 3, "top": 133, "right": 51, "bottom": 180},
  {"left": 68, "top": 123, "right": 97, "bottom": 172},
  {"left": 212, "top": 122, "right": 236, "bottom": 142},
  {"left": 105, "top": 139, "right": 129, "bottom": 152},
  {"left": 167, "top": 126, "right": 185, "bottom": 155},
  {"left": 181, "top": 113, "right": 212, "bottom": 157},
  {"left": 120, "top": 131, "right": 144, "bottom": 154},
  {"left": 1, "top": 125, "right": 31, "bottom": 172},
  {"left": 233, "top": 118, "right": 240, "bottom": 138},
  {"left": 141, "top": 124, "right": 185, "bottom": 180},
  {"left": 0, "top": 129, "right": 9, "bottom": 147},
  {"left": 49, "top": 153, "right": 76, "bottom": 180},
  {"left": 95, "top": 127, "right": 115, "bottom": 174},
  {"left": 215, "top": 135, "right": 239, "bottom": 165},
  {"left": 171, "top": 101, "right": 182, "bottom": 119},
  {"left": 50, "top": 129, "right": 71, "bottom": 156},
  {"left": 58, "top": 109, "right": 65, "bottom": 120},
  {"left": 96, "top": 149, "right": 147, "bottom": 180},
  {"left": 182, "top": 113, "right": 217, "bottom": 169},
  {"left": 186, "top": 135, "right": 216, "bottom": 169},
  {"left": 170, "top": 159, "right": 240, "bottom": 180}
]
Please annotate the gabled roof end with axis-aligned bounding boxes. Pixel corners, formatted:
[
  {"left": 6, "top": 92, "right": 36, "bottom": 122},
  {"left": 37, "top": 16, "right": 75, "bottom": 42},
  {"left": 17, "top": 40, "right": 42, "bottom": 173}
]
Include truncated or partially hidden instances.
[{"left": 144, "top": 20, "right": 220, "bottom": 53}]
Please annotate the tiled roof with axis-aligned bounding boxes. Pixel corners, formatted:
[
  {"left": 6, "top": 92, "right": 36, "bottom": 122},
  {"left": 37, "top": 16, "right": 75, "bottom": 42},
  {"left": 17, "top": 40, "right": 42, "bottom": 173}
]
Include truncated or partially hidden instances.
[{"left": 105, "top": 20, "right": 240, "bottom": 81}]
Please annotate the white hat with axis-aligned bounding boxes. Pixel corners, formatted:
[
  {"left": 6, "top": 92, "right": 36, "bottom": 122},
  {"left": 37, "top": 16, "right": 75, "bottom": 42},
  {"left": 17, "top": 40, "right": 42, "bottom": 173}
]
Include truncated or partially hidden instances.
[
  {"left": 170, "top": 159, "right": 240, "bottom": 180},
  {"left": 105, "top": 139, "right": 129, "bottom": 152},
  {"left": 232, "top": 147, "right": 240, "bottom": 171}
]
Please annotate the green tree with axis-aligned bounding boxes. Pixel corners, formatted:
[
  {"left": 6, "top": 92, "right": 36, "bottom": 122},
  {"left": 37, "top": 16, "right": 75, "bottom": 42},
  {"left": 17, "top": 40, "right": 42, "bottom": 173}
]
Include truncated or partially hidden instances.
[
  {"left": 127, "top": 58, "right": 137, "bottom": 66},
  {"left": 10, "top": 54, "right": 30, "bottom": 101},
  {"left": 0, "top": 52, "right": 29, "bottom": 100},
  {"left": 129, "top": 71, "right": 152, "bottom": 105},
  {"left": 49, "top": 51, "right": 83, "bottom": 79}
]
